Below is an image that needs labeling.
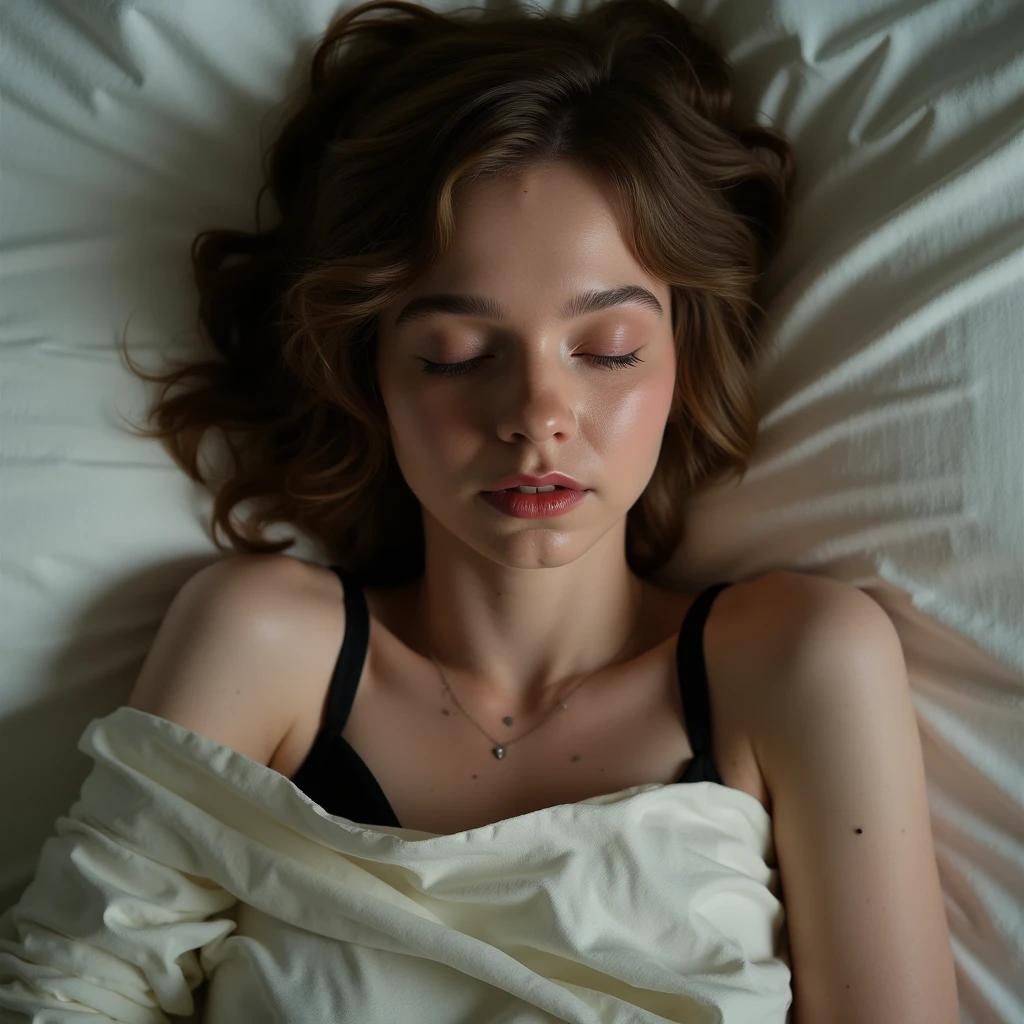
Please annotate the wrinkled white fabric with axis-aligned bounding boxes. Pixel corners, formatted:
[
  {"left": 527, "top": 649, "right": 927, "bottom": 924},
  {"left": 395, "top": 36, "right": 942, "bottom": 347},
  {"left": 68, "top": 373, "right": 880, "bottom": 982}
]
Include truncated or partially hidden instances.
[{"left": 0, "top": 708, "right": 791, "bottom": 1023}]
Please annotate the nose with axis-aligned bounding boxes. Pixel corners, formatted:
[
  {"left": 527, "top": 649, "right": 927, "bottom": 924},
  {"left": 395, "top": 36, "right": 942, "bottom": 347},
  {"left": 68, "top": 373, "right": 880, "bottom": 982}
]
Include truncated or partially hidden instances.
[{"left": 493, "top": 366, "right": 579, "bottom": 445}]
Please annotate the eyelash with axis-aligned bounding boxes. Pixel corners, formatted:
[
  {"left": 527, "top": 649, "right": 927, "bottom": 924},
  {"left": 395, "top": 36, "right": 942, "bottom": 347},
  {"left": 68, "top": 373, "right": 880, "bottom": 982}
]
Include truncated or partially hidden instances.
[{"left": 419, "top": 350, "right": 645, "bottom": 377}]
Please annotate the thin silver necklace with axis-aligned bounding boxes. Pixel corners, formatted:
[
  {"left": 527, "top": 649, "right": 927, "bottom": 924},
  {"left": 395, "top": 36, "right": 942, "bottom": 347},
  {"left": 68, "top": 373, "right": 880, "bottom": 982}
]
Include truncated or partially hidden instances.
[{"left": 427, "top": 583, "right": 646, "bottom": 760}]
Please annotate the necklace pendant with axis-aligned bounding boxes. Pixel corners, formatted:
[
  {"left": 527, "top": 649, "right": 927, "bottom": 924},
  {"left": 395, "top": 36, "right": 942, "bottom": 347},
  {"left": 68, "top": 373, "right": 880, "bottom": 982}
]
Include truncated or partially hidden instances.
[{"left": 492, "top": 746, "right": 507, "bottom": 759}]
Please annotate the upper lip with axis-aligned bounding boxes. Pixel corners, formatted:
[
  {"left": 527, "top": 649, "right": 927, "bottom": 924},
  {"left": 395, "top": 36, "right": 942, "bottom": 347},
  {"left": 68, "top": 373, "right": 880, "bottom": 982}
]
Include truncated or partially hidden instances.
[{"left": 483, "top": 472, "right": 587, "bottom": 492}]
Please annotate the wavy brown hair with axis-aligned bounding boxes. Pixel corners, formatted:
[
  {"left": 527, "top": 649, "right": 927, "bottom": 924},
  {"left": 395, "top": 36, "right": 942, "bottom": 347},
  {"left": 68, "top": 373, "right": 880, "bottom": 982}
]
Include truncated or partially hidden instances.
[{"left": 120, "top": 0, "right": 796, "bottom": 588}]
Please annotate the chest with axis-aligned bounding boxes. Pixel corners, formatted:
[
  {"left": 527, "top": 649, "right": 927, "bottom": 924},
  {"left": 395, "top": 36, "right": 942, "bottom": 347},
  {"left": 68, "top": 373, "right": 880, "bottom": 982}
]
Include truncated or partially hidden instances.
[{"left": 273, "top": 583, "right": 770, "bottom": 835}]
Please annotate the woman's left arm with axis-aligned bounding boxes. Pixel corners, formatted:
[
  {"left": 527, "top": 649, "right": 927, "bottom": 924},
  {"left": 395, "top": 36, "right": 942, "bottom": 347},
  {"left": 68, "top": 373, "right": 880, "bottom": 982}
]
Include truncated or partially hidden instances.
[{"left": 747, "top": 572, "right": 960, "bottom": 1024}]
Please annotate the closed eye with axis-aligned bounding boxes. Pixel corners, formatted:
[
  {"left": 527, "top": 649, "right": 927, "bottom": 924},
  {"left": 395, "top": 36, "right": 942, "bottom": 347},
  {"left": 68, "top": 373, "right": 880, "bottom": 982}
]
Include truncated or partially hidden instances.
[{"left": 419, "top": 350, "right": 645, "bottom": 377}]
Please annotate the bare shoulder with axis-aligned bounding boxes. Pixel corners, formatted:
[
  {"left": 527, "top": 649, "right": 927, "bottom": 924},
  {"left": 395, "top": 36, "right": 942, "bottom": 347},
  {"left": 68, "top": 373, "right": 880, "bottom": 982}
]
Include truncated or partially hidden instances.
[
  {"left": 723, "top": 570, "right": 959, "bottom": 1022},
  {"left": 714, "top": 568, "right": 876, "bottom": 647},
  {"left": 712, "top": 567, "right": 903, "bottom": 768},
  {"left": 127, "top": 553, "right": 333, "bottom": 767},
  {"left": 692, "top": 567, "right": 845, "bottom": 682}
]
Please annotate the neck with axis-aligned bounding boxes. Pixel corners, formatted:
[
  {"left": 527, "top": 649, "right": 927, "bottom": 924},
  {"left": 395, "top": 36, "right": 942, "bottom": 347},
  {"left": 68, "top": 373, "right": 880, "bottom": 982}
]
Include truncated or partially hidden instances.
[{"left": 412, "top": 568, "right": 647, "bottom": 717}]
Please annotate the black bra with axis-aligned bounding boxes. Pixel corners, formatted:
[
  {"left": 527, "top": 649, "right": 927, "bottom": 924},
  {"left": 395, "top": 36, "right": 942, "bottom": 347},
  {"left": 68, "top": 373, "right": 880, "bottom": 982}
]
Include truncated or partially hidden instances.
[{"left": 290, "top": 567, "right": 734, "bottom": 828}]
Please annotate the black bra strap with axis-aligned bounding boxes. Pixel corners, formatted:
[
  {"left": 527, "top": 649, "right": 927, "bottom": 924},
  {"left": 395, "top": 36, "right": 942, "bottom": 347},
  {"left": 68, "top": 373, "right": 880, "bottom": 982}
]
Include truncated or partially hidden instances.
[
  {"left": 677, "top": 582, "right": 733, "bottom": 758},
  {"left": 324, "top": 565, "right": 369, "bottom": 736}
]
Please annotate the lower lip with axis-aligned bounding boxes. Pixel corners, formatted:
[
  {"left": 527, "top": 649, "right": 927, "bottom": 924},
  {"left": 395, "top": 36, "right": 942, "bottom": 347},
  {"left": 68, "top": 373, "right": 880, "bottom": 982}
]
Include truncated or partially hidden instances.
[{"left": 480, "top": 488, "right": 590, "bottom": 518}]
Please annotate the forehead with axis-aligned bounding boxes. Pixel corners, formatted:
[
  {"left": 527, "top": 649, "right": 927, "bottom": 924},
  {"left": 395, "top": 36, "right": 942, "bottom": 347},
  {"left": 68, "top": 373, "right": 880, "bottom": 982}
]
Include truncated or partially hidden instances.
[
  {"left": 445, "top": 161, "right": 633, "bottom": 267},
  {"left": 382, "top": 163, "right": 665, "bottom": 330}
]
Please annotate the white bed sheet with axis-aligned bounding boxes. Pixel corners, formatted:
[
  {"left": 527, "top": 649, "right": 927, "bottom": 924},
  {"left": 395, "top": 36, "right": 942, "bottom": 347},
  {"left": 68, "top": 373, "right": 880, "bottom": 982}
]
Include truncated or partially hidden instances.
[
  {"left": 1, "top": 1, "right": 1021, "bottom": 1021},
  {"left": 0, "top": 708, "right": 792, "bottom": 1024}
]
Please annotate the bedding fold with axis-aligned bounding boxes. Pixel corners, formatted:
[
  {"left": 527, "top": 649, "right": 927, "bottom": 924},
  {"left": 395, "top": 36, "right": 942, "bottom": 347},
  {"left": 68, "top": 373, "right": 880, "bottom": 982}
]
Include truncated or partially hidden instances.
[{"left": 0, "top": 706, "right": 792, "bottom": 1023}]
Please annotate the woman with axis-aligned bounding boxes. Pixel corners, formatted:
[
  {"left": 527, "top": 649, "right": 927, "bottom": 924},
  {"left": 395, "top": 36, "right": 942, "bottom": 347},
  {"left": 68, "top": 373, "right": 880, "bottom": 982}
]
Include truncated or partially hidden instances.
[{"left": 0, "top": 1, "right": 958, "bottom": 1021}]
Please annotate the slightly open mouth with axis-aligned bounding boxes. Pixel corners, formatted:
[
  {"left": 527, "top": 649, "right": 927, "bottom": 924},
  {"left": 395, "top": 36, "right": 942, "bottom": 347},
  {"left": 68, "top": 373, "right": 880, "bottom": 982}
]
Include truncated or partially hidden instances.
[{"left": 486, "top": 486, "right": 571, "bottom": 493}]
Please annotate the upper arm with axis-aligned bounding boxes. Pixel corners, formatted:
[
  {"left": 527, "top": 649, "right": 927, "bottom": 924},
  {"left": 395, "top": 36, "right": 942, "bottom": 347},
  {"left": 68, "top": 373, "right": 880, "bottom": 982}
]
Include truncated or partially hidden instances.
[
  {"left": 127, "top": 553, "right": 312, "bottom": 767},
  {"left": 747, "top": 572, "right": 959, "bottom": 1024}
]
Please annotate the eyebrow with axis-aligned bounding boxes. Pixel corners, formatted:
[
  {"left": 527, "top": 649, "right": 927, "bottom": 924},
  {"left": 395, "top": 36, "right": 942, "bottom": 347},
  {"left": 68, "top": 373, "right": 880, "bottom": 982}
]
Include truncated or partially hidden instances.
[{"left": 392, "top": 284, "right": 664, "bottom": 329}]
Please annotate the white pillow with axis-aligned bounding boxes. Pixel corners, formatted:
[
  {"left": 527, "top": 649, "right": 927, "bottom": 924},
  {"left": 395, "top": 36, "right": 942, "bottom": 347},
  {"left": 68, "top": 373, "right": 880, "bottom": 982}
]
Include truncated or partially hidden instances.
[{"left": 1, "top": 2, "right": 1021, "bottom": 1020}]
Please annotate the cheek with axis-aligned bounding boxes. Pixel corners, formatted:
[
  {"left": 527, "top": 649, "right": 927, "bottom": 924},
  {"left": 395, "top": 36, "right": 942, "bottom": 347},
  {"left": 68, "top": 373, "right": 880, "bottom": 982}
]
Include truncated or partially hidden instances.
[
  {"left": 378, "top": 356, "right": 447, "bottom": 440},
  {"left": 386, "top": 388, "right": 478, "bottom": 474},
  {"left": 592, "top": 376, "right": 674, "bottom": 448},
  {"left": 394, "top": 389, "right": 465, "bottom": 435}
]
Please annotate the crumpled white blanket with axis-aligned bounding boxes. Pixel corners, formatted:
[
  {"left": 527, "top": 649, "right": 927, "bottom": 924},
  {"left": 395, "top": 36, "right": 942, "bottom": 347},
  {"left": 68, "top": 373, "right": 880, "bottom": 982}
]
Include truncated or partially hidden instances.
[{"left": 0, "top": 707, "right": 792, "bottom": 1023}]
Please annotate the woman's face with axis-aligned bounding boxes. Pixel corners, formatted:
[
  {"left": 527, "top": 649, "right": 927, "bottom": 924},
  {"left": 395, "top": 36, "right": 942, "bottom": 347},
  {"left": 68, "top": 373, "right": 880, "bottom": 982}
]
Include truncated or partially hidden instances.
[{"left": 374, "top": 160, "right": 677, "bottom": 568}]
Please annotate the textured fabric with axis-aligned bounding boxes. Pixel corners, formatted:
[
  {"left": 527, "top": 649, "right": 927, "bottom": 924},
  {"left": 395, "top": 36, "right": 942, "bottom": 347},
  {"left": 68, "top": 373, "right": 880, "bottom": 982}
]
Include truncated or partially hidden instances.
[
  {"left": 0, "top": 707, "right": 792, "bottom": 1023},
  {"left": 290, "top": 569, "right": 732, "bottom": 828}
]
